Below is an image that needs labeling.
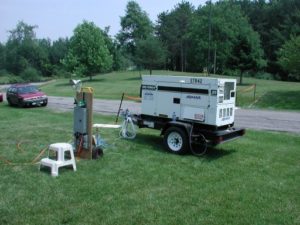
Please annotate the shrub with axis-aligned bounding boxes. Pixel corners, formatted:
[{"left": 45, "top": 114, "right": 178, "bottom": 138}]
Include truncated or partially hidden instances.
[
  {"left": 223, "top": 69, "right": 240, "bottom": 77},
  {"left": 9, "top": 75, "right": 25, "bottom": 84},
  {"left": 255, "top": 72, "right": 276, "bottom": 80},
  {"left": 52, "top": 66, "right": 73, "bottom": 78},
  {"left": 0, "top": 69, "right": 9, "bottom": 77},
  {"left": 20, "top": 67, "right": 41, "bottom": 82}
]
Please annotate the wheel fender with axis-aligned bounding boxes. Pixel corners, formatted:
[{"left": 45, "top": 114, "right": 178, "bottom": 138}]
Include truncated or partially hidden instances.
[{"left": 161, "top": 121, "right": 192, "bottom": 136}]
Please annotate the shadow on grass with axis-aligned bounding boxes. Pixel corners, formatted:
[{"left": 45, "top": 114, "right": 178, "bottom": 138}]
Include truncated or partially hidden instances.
[
  {"left": 55, "top": 82, "right": 71, "bottom": 87},
  {"left": 82, "top": 78, "right": 105, "bottom": 83},
  {"left": 237, "top": 82, "right": 254, "bottom": 87},
  {"left": 2, "top": 103, "right": 47, "bottom": 110},
  {"left": 40, "top": 164, "right": 75, "bottom": 176},
  {"left": 134, "top": 133, "right": 165, "bottom": 154},
  {"left": 203, "top": 147, "right": 236, "bottom": 161},
  {"left": 256, "top": 90, "right": 300, "bottom": 110},
  {"left": 134, "top": 133, "right": 236, "bottom": 159},
  {"left": 125, "top": 76, "right": 142, "bottom": 81},
  {"left": 54, "top": 78, "right": 105, "bottom": 87}
]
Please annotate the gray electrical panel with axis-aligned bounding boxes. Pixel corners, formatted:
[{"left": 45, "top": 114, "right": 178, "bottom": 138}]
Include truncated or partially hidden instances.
[{"left": 74, "top": 106, "right": 87, "bottom": 134}]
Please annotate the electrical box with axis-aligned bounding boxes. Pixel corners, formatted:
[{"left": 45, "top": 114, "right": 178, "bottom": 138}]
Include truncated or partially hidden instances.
[{"left": 74, "top": 106, "right": 87, "bottom": 134}]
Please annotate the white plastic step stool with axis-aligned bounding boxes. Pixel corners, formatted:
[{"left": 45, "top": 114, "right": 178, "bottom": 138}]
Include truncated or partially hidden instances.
[{"left": 40, "top": 143, "right": 76, "bottom": 177}]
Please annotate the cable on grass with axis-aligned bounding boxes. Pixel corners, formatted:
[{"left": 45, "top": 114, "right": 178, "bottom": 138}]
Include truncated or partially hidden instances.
[{"left": 1, "top": 141, "right": 48, "bottom": 166}]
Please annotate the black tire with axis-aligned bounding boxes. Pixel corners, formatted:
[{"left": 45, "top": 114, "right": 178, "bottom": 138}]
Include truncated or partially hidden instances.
[
  {"left": 92, "top": 146, "right": 103, "bottom": 159},
  {"left": 163, "top": 126, "right": 188, "bottom": 154},
  {"left": 7, "top": 98, "right": 13, "bottom": 106},
  {"left": 18, "top": 99, "right": 25, "bottom": 108},
  {"left": 41, "top": 101, "right": 48, "bottom": 107}
]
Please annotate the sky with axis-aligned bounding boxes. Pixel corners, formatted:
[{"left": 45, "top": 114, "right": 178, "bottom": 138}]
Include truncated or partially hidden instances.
[{"left": 0, "top": 0, "right": 210, "bottom": 43}]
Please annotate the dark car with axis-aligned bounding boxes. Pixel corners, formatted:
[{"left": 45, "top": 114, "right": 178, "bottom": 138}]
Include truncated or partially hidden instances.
[{"left": 6, "top": 84, "right": 48, "bottom": 107}]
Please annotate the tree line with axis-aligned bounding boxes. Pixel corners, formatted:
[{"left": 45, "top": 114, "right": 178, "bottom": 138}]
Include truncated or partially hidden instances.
[{"left": 0, "top": 0, "right": 299, "bottom": 83}]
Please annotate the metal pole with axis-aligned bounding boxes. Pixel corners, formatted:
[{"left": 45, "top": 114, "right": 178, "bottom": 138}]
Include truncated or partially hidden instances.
[
  {"left": 116, "top": 93, "right": 125, "bottom": 124},
  {"left": 207, "top": 0, "right": 212, "bottom": 76},
  {"left": 213, "top": 44, "right": 217, "bottom": 74},
  {"left": 254, "top": 83, "right": 256, "bottom": 101}
]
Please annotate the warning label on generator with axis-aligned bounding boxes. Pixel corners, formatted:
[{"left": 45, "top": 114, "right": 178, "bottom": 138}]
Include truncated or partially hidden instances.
[{"left": 144, "top": 92, "right": 154, "bottom": 100}]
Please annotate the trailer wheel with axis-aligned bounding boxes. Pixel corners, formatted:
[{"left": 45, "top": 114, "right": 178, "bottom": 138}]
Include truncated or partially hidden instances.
[
  {"left": 164, "top": 127, "right": 188, "bottom": 154},
  {"left": 92, "top": 146, "right": 103, "bottom": 159}
]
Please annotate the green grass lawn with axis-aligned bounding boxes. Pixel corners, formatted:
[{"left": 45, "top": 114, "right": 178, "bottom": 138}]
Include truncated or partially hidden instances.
[
  {"left": 236, "top": 77, "right": 300, "bottom": 110},
  {"left": 40, "top": 70, "right": 300, "bottom": 110},
  {"left": 0, "top": 104, "right": 299, "bottom": 225}
]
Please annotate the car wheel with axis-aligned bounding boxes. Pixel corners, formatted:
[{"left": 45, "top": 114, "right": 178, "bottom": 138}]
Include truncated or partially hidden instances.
[
  {"left": 7, "top": 98, "right": 13, "bottom": 106},
  {"left": 41, "top": 101, "right": 48, "bottom": 107},
  {"left": 18, "top": 99, "right": 25, "bottom": 107},
  {"left": 163, "top": 126, "right": 188, "bottom": 154},
  {"left": 92, "top": 146, "right": 103, "bottom": 159}
]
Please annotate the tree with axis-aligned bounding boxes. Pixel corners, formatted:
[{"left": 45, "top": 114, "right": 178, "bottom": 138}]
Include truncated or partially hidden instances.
[
  {"left": 237, "top": 0, "right": 300, "bottom": 79},
  {"left": 35, "top": 38, "right": 52, "bottom": 76},
  {"left": 227, "top": 35, "right": 265, "bottom": 84},
  {"left": 5, "top": 21, "right": 38, "bottom": 75},
  {"left": 0, "top": 43, "right": 5, "bottom": 70},
  {"left": 50, "top": 38, "right": 70, "bottom": 65},
  {"left": 135, "top": 36, "right": 167, "bottom": 75},
  {"left": 278, "top": 35, "right": 300, "bottom": 80},
  {"left": 8, "top": 21, "right": 37, "bottom": 43},
  {"left": 4, "top": 21, "right": 52, "bottom": 79},
  {"left": 188, "top": 1, "right": 265, "bottom": 75},
  {"left": 117, "top": 1, "right": 153, "bottom": 58},
  {"left": 156, "top": 2, "right": 194, "bottom": 72},
  {"left": 63, "top": 21, "right": 113, "bottom": 80}
]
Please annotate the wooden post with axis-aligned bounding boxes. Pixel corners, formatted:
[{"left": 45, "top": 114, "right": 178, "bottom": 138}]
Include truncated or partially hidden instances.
[
  {"left": 236, "top": 89, "right": 239, "bottom": 106},
  {"left": 253, "top": 83, "right": 256, "bottom": 101},
  {"left": 75, "top": 88, "right": 93, "bottom": 160}
]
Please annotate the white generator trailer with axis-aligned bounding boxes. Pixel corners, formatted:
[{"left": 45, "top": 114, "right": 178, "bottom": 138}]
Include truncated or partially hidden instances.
[{"left": 133, "top": 75, "right": 245, "bottom": 155}]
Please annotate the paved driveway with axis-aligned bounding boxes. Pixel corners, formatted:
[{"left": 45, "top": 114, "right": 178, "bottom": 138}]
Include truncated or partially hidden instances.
[
  {"left": 1, "top": 90, "right": 299, "bottom": 133},
  {"left": 46, "top": 96, "right": 300, "bottom": 134}
]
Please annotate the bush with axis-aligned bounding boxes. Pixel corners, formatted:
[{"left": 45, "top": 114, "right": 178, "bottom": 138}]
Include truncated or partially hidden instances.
[
  {"left": 20, "top": 67, "right": 41, "bottom": 82},
  {"left": 223, "top": 69, "right": 240, "bottom": 77},
  {"left": 288, "top": 73, "right": 300, "bottom": 82},
  {"left": 52, "top": 66, "right": 73, "bottom": 78},
  {"left": 9, "top": 75, "right": 25, "bottom": 84},
  {"left": 0, "top": 69, "right": 9, "bottom": 77},
  {"left": 255, "top": 72, "right": 277, "bottom": 80}
]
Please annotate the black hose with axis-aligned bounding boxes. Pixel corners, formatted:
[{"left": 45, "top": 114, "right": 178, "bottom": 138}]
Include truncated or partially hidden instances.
[{"left": 189, "top": 123, "right": 207, "bottom": 156}]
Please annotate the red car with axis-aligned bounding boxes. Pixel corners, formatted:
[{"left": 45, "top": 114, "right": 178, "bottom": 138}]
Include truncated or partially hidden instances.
[
  {"left": 0, "top": 93, "right": 3, "bottom": 102},
  {"left": 6, "top": 84, "right": 48, "bottom": 107}
]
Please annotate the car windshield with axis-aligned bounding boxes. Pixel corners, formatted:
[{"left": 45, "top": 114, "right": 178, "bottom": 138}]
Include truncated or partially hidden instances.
[{"left": 17, "top": 86, "right": 38, "bottom": 94}]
